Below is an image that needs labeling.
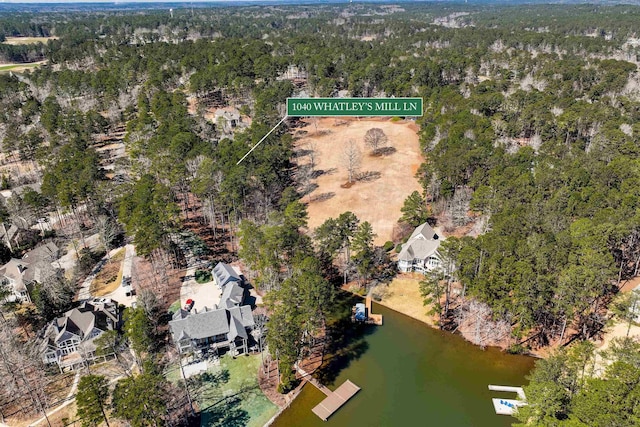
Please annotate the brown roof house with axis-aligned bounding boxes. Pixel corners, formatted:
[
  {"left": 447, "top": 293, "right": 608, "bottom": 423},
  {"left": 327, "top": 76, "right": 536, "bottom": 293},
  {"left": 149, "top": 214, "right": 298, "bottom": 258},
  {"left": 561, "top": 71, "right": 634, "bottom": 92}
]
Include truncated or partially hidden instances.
[
  {"left": 397, "top": 222, "right": 443, "bottom": 274},
  {"left": 40, "top": 298, "right": 121, "bottom": 371},
  {"left": 0, "top": 242, "right": 60, "bottom": 303}
]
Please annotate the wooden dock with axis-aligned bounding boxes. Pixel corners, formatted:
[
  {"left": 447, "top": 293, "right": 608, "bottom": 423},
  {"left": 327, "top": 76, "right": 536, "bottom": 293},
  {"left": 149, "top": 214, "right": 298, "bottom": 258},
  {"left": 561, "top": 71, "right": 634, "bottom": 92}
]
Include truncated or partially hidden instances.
[
  {"left": 311, "top": 380, "right": 361, "bottom": 421},
  {"left": 365, "top": 296, "right": 383, "bottom": 325},
  {"left": 296, "top": 365, "right": 361, "bottom": 421}
]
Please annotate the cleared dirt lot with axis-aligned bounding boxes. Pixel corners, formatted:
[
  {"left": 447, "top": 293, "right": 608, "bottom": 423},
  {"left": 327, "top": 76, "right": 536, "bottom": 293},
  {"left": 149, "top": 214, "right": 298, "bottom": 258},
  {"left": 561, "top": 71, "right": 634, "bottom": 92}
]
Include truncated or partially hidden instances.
[{"left": 295, "top": 117, "right": 423, "bottom": 245}]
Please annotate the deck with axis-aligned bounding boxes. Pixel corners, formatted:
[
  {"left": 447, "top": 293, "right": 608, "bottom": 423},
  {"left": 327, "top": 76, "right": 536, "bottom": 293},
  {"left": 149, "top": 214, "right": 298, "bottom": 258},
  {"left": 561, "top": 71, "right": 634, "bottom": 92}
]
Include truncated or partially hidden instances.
[
  {"left": 311, "top": 380, "right": 361, "bottom": 421},
  {"left": 365, "top": 296, "right": 383, "bottom": 325},
  {"left": 296, "top": 364, "right": 361, "bottom": 421},
  {"left": 488, "top": 385, "right": 527, "bottom": 416}
]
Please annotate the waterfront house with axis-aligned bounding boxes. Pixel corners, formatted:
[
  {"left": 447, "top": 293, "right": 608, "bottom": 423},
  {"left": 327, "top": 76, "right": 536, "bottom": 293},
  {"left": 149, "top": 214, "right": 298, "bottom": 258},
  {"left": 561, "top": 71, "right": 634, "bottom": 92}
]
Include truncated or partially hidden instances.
[
  {"left": 169, "top": 305, "right": 255, "bottom": 356},
  {"left": 212, "top": 262, "right": 243, "bottom": 289},
  {"left": 397, "top": 222, "right": 442, "bottom": 274}
]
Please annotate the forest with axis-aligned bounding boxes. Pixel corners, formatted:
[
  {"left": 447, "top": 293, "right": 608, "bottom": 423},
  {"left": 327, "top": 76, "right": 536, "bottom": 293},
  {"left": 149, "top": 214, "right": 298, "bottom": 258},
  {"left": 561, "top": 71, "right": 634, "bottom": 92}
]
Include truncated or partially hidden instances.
[{"left": 1, "top": 2, "right": 640, "bottom": 425}]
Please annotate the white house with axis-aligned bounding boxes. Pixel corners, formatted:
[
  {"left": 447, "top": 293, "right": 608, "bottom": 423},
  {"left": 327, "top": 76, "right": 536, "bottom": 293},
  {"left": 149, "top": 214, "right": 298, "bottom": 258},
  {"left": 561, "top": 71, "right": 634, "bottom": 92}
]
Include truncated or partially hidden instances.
[{"left": 397, "top": 222, "right": 443, "bottom": 274}]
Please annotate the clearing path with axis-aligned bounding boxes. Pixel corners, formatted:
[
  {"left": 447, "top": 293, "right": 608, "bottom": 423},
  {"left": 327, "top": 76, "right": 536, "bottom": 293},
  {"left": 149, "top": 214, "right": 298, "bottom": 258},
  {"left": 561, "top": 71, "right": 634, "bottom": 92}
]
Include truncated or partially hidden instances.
[{"left": 295, "top": 117, "right": 423, "bottom": 245}]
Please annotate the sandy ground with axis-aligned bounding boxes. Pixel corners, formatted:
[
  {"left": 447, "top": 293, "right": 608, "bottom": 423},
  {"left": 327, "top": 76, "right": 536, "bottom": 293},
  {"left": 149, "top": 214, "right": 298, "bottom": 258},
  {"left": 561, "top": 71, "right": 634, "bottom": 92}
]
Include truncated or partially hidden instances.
[
  {"left": 373, "top": 273, "right": 437, "bottom": 326},
  {"left": 295, "top": 117, "right": 423, "bottom": 245}
]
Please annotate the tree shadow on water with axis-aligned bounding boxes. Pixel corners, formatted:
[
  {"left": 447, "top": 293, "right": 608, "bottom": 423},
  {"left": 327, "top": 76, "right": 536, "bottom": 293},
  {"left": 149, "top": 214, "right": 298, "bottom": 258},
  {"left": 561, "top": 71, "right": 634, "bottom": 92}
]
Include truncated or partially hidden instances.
[{"left": 314, "top": 292, "right": 376, "bottom": 385}]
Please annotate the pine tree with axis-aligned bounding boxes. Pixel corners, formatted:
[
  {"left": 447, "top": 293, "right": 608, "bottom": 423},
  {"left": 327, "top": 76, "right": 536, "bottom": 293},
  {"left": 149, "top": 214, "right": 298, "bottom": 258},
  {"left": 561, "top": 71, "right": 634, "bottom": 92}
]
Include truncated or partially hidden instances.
[
  {"left": 400, "top": 191, "right": 430, "bottom": 227},
  {"left": 76, "top": 375, "right": 110, "bottom": 427}
]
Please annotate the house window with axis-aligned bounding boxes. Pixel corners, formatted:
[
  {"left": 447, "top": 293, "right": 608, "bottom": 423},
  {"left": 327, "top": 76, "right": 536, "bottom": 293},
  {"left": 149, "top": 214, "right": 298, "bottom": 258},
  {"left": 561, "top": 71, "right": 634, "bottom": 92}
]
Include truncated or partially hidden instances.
[{"left": 212, "top": 333, "right": 227, "bottom": 343}]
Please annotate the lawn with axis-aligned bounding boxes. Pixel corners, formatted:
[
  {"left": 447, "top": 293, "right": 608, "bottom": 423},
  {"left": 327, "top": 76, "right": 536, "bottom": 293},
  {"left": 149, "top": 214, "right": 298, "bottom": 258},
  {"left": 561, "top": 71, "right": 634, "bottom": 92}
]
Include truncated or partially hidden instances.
[
  {"left": 372, "top": 274, "right": 437, "bottom": 327},
  {"left": 169, "top": 299, "right": 182, "bottom": 314},
  {"left": 90, "top": 248, "right": 125, "bottom": 296},
  {"left": 0, "top": 62, "right": 41, "bottom": 72},
  {"left": 168, "top": 353, "right": 278, "bottom": 427},
  {"left": 3, "top": 36, "right": 58, "bottom": 45}
]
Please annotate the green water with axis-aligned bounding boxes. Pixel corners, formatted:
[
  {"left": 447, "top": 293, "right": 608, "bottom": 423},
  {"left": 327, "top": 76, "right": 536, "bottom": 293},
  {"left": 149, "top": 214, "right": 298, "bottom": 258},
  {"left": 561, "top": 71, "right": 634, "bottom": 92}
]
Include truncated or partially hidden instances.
[{"left": 272, "top": 304, "right": 535, "bottom": 427}]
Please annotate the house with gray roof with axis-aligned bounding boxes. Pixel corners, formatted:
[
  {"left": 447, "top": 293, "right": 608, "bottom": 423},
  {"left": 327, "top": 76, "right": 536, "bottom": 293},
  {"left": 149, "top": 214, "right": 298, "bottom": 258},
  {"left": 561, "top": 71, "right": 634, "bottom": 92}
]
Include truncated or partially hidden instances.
[
  {"left": 218, "top": 281, "right": 245, "bottom": 309},
  {"left": 40, "top": 298, "right": 121, "bottom": 371},
  {"left": 0, "top": 242, "right": 60, "bottom": 302},
  {"left": 169, "top": 305, "right": 254, "bottom": 356},
  {"left": 212, "top": 262, "right": 243, "bottom": 289},
  {"left": 397, "top": 222, "right": 443, "bottom": 274}
]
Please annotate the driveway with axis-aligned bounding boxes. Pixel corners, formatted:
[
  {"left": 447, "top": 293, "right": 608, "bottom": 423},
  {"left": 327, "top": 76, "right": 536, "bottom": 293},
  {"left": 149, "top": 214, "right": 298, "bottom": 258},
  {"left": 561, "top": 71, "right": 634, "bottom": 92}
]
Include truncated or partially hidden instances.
[
  {"left": 180, "top": 268, "right": 221, "bottom": 312},
  {"left": 76, "top": 244, "right": 137, "bottom": 307},
  {"left": 102, "top": 244, "right": 137, "bottom": 307}
]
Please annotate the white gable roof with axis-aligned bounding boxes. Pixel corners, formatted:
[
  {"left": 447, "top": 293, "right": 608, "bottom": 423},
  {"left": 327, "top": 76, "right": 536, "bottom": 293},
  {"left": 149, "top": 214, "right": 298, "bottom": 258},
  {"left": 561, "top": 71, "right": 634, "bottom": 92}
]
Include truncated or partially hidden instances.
[{"left": 398, "top": 222, "right": 441, "bottom": 262}]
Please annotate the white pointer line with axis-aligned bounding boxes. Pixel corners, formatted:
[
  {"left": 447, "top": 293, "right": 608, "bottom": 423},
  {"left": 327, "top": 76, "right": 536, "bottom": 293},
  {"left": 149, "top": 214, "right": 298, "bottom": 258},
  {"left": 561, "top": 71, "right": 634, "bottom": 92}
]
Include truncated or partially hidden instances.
[{"left": 236, "top": 115, "right": 288, "bottom": 165}]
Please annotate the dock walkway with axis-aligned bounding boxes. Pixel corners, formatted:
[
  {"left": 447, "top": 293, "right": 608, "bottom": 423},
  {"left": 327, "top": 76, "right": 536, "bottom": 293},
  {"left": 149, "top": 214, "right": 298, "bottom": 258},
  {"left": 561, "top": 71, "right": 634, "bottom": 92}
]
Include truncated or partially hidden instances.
[
  {"left": 296, "top": 364, "right": 361, "bottom": 421},
  {"left": 488, "top": 385, "right": 527, "bottom": 416}
]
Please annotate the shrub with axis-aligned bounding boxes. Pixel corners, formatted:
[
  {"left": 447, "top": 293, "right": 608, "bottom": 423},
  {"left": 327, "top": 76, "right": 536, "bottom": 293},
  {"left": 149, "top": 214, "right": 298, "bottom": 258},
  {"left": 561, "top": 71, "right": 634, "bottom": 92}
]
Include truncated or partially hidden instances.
[
  {"left": 382, "top": 241, "right": 395, "bottom": 252},
  {"left": 194, "top": 270, "right": 212, "bottom": 284}
]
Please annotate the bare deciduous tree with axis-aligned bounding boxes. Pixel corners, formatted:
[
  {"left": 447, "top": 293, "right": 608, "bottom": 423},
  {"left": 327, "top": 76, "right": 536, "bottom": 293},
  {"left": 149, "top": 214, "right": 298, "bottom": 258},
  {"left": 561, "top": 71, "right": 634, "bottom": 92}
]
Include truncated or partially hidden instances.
[
  {"left": 364, "top": 128, "right": 388, "bottom": 153},
  {"left": 454, "top": 299, "right": 511, "bottom": 349},
  {"left": 306, "top": 140, "right": 318, "bottom": 171},
  {"left": 95, "top": 215, "right": 120, "bottom": 252},
  {"left": 341, "top": 139, "right": 362, "bottom": 184}
]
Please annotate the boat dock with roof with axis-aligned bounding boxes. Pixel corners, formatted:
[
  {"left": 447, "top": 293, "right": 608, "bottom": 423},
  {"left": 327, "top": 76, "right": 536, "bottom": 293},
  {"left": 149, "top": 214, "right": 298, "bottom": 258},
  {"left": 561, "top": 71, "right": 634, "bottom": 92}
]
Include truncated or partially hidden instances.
[{"left": 351, "top": 295, "right": 383, "bottom": 325}]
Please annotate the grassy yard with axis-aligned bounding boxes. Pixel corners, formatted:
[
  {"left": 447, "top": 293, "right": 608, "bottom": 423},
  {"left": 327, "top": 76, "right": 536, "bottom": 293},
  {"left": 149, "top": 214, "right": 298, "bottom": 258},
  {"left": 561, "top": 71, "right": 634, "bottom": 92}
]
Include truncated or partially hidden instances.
[
  {"left": 373, "top": 274, "right": 437, "bottom": 327},
  {"left": 169, "top": 299, "right": 182, "bottom": 314},
  {"left": 168, "top": 353, "right": 277, "bottom": 427},
  {"left": 3, "top": 36, "right": 58, "bottom": 45},
  {"left": 0, "top": 62, "right": 41, "bottom": 72},
  {"left": 90, "top": 248, "right": 125, "bottom": 296}
]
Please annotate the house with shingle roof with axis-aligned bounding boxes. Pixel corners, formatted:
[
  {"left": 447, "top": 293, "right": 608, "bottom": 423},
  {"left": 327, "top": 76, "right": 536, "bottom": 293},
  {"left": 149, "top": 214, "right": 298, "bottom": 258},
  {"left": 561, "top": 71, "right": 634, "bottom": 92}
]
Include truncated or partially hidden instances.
[
  {"left": 397, "top": 222, "right": 443, "bottom": 274},
  {"left": 40, "top": 298, "right": 121, "bottom": 371},
  {"left": 212, "top": 262, "right": 243, "bottom": 289},
  {"left": 169, "top": 305, "right": 255, "bottom": 356},
  {"left": 0, "top": 242, "right": 60, "bottom": 302}
]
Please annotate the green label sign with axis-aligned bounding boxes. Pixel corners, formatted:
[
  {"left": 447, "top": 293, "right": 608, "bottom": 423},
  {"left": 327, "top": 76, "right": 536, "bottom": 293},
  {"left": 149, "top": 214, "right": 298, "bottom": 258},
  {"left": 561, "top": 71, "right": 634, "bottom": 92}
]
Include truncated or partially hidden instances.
[{"left": 286, "top": 97, "right": 423, "bottom": 117}]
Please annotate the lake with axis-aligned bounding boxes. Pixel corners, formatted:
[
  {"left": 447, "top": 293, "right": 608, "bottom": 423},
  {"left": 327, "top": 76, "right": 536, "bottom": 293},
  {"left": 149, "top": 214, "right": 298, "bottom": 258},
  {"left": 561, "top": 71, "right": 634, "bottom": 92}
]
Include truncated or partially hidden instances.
[{"left": 272, "top": 303, "right": 535, "bottom": 427}]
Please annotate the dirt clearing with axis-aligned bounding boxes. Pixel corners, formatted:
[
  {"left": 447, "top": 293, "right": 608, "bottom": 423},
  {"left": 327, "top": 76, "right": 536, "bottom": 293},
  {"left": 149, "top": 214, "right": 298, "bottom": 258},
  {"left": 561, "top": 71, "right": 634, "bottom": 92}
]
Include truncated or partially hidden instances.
[{"left": 295, "top": 117, "right": 423, "bottom": 245}]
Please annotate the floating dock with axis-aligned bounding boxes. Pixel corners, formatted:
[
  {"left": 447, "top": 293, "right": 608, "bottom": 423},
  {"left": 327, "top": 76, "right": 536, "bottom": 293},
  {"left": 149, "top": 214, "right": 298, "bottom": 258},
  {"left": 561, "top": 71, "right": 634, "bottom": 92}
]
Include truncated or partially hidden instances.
[
  {"left": 351, "top": 295, "right": 383, "bottom": 325},
  {"left": 296, "top": 364, "right": 361, "bottom": 421},
  {"left": 488, "top": 385, "right": 527, "bottom": 416}
]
